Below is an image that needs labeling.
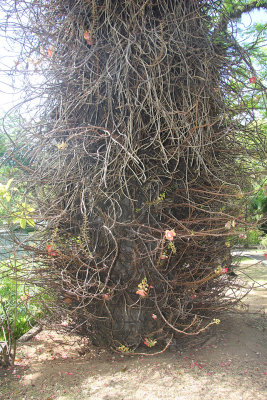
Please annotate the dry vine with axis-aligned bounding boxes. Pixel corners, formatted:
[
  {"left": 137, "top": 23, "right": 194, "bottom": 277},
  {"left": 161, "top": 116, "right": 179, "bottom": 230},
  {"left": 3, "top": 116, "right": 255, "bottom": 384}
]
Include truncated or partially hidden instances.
[{"left": 0, "top": 0, "right": 266, "bottom": 353}]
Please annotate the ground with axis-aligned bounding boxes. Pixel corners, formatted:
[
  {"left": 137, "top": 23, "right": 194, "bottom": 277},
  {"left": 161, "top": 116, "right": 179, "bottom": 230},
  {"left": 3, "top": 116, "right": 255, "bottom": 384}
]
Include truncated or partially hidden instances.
[{"left": 0, "top": 254, "right": 266, "bottom": 400}]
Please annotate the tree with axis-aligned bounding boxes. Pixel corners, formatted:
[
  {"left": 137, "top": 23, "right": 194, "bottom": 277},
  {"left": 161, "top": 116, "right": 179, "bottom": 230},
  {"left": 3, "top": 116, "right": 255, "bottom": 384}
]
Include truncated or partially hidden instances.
[{"left": 0, "top": 0, "right": 266, "bottom": 351}]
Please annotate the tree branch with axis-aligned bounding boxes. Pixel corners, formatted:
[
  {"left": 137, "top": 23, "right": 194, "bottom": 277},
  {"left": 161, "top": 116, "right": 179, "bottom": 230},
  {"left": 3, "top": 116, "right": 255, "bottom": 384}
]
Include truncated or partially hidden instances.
[{"left": 214, "top": 1, "right": 267, "bottom": 35}]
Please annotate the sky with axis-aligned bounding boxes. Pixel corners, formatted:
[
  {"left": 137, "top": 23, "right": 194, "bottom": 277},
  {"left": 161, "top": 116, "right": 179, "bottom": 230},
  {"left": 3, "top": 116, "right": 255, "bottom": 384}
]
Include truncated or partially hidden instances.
[
  {"left": 241, "top": 7, "right": 266, "bottom": 26},
  {"left": 0, "top": 6, "right": 266, "bottom": 116}
]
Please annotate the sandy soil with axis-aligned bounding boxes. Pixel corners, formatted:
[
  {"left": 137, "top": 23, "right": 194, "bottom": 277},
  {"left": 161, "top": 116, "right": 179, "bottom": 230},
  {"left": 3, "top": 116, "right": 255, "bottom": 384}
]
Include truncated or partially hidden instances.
[{"left": 0, "top": 262, "right": 266, "bottom": 400}]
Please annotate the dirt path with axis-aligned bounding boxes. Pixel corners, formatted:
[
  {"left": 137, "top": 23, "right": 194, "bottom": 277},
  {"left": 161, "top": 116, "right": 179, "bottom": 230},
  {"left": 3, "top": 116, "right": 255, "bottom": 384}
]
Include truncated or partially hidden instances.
[{"left": 0, "top": 262, "right": 266, "bottom": 400}]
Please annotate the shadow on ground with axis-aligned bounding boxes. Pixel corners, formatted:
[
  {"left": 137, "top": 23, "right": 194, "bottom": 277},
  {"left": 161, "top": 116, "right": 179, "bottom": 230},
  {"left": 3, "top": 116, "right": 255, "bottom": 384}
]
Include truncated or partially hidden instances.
[{"left": 0, "top": 262, "right": 266, "bottom": 400}]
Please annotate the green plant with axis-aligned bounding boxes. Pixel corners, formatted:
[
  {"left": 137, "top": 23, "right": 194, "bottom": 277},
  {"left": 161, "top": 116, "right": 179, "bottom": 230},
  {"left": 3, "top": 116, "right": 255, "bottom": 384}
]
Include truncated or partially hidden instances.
[
  {"left": 250, "top": 187, "right": 267, "bottom": 218},
  {"left": 247, "top": 229, "right": 264, "bottom": 246},
  {"left": 0, "top": 177, "right": 36, "bottom": 229},
  {"left": 0, "top": 277, "right": 42, "bottom": 340},
  {"left": 0, "top": 259, "right": 50, "bottom": 365},
  {"left": 235, "top": 228, "right": 264, "bottom": 247},
  {"left": 259, "top": 235, "right": 267, "bottom": 249}
]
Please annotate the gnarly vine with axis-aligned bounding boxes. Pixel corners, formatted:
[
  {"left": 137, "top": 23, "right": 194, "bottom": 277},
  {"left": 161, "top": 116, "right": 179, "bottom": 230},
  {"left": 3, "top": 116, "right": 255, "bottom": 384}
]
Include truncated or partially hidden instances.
[{"left": 0, "top": 0, "right": 265, "bottom": 352}]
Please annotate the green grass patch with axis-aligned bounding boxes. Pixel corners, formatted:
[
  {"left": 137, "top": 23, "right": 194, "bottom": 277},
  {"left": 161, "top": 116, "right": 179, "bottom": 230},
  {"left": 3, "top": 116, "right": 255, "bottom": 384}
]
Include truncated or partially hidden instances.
[{"left": 232, "top": 255, "right": 255, "bottom": 263}]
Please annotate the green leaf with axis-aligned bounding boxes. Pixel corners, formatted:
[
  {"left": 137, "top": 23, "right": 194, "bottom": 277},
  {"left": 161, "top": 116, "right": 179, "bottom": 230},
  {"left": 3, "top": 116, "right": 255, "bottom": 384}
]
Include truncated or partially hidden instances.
[
  {"left": 4, "top": 193, "right": 11, "bottom": 202},
  {"left": 5, "top": 178, "right": 13, "bottom": 190},
  {"left": 27, "top": 219, "right": 35, "bottom": 227},
  {"left": 19, "top": 219, "right": 27, "bottom": 229},
  {"left": 0, "top": 183, "right": 6, "bottom": 196}
]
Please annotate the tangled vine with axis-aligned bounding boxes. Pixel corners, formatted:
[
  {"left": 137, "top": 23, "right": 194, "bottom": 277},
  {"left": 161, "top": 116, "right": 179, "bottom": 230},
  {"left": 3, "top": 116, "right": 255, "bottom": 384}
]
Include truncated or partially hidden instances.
[{"left": 1, "top": 0, "right": 266, "bottom": 352}]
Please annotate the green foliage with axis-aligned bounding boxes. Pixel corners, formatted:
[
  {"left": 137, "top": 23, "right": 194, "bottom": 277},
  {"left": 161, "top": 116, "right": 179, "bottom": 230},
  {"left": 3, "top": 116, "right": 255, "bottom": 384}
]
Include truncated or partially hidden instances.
[
  {"left": 224, "top": 0, "right": 267, "bottom": 16},
  {"left": 13, "top": 202, "right": 36, "bottom": 229},
  {"left": 0, "top": 178, "right": 36, "bottom": 229},
  {"left": 0, "top": 178, "right": 13, "bottom": 203},
  {"left": 0, "top": 261, "right": 49, "bottom": 340},
  {"left": 247, "top": 229, "right": 264, "bottom": 245},
  {"left": 242, "top": 229, "right": 264, "bottom": 246},
  {"left": 0, "top": 151, "right": 36, "bottom": 229},
  {"left": 250, "top": 187, "right": 267, "bottom": 218},
  {"left": 259, "top": 234, "right": 267, "bottom": 248}
]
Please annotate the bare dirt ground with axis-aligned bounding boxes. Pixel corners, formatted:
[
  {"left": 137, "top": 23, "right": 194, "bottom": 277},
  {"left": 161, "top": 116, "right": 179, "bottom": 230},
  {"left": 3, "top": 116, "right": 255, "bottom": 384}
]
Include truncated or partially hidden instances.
[{"left": 0, "top": 261, "right": 266, "bottom": 400}]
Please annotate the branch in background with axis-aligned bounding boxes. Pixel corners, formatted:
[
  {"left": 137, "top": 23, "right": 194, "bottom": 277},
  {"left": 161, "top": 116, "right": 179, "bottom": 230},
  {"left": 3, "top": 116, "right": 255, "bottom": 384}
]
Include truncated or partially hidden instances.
[{"left": 214, "top": 1, "right": 267, "bottom": 35}]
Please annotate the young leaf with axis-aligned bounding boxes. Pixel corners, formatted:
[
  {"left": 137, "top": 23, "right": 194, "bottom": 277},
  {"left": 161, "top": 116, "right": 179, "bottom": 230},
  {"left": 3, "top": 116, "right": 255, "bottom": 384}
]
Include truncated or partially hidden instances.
[{"left": 20, "top": 219, "right": 27, "bottom": 229}]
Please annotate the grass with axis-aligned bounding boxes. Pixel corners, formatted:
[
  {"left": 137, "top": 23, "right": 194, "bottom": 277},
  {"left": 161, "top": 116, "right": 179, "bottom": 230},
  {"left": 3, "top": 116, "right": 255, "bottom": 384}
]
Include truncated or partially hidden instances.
[{"left": 232, "top": 255, "right": 255, "bottom": 263}]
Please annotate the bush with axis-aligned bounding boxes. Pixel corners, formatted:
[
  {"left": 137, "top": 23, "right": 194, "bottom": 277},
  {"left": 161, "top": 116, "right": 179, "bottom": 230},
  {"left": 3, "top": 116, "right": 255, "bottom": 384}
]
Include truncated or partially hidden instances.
[
  {"left": 259, "top": 235, "right": 267, "bottom": 250},
  {"left": 235, "top": 229, "right": 265, "bottom": 248}
]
